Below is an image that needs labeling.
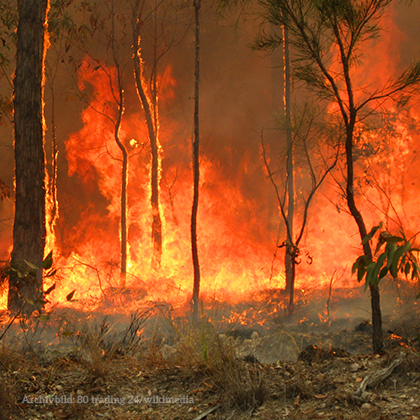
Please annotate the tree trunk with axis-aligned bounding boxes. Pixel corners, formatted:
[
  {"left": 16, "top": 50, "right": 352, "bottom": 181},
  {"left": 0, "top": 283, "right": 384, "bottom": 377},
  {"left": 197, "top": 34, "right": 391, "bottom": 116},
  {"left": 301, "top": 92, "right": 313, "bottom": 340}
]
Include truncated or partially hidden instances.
[
  {"left": 9, "top": 0, "right": 49, "bottom": 315},
  {"left": 47, "top": 79, "right": 59, "bottom": 244},
  {"left": 108, "top": 3, "right": 129, "bottom": 287},
  {"left": 191, "top": 0, "right": 201, "bottom": 322},
  {"left": 283, "top": 22, "right": 295, "bottom": 312},
  {"left": 113, "top": 93, "right": 128, "bottom": 287},
  {"left": 120, "top": 152, "right": 128, "bottom": 286},
  {"left": 285, "top": 247, "right": 295, "bottom": 312},
  {"left": 132, "top": 8, "right": 163, "bottom": 269},
  {"left": 345, "top": 122, "right": 383, "bottom": 353}
]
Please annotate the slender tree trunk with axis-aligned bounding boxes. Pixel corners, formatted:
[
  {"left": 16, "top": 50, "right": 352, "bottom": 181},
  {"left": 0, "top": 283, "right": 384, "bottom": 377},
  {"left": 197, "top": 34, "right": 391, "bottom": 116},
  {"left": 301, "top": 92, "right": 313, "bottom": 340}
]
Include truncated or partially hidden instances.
[
  {"left": 345, "top": 121, "right": 383, "bottom": 353},
  {"left": 9, "top": 0, "right": 50, "bottom": 315},
  {"left": 48, "top": 81, "right": 59, "bottom": 237},
  {"left": 119, "top": 150, "right": 128, "bottom": 286},
  {"left": 131, "top": 1, "right": 163, "bottom": 269},
  {"left": 114, "top": 106, "right": 128, "bottom": 287},
  {"left": 283, "top": 22, "right": 295, "bottom": 312},
  {"left": 191, "top": 0, "right": 201, "bottom": 322},
  {"left": 132, "top": 9, "right": 163, "bottom": 270},
  {"left": 111, "top": 29, "right": 128, "bottom": 286}
]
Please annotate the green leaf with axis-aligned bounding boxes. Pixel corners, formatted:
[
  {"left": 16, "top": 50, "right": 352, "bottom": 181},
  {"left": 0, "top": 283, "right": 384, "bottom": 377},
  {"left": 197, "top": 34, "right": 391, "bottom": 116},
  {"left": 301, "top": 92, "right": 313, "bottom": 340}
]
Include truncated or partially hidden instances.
[
  {"left": 44, "top": 283, "right": 56, "bottom": 296},
  {"left": 357, "top": 265, "right": 367, "bottom": 283},
  {"left": 372, "top": 252, "right": 387, "bottom": 283},
  {"left": 42, "top": 251, "right": 53, "bottom": 270},
  {"left": 352, "top": 257, "right": 361, "bottom": 274},
  {"left": 66, "top": 290, "right": 76, "bottom": 301},
  {"left": 353, "top": 255, "right": 368, "bottom": 275},
  {"left": 405, "top": 262, "right": 411, "bottom": 276},
  {"left": 45, "top": 269, "right": 57, "bottom": 278},
  {"left": 365, "top": 262, "right": 376, "bottom": 287},
  {"left": 374, "top": 236, "right": 386, "bottom": 255},
  {"left": 362, "top": 224, "right": 382, "bottom": 245},
  {"left": 38, "top": 314, "right": 51, "bottom": 322},
  {"left": 379, "top": 266, "right": 388, "bottom": 279},
  {"left": 390, "top": 241, "right": 411, "bottom": 278},
  {"left": 412, "top": 262, "right": 419, "bottom": 280},
  {"left": 386, "top": 242, "right": 397, "bottom": 268},
  {"left": 24, "top": 260, "right": 38, "bottom": 270},
  {"left": 383, "top": 236, "right": 404, "bottom": 243}
]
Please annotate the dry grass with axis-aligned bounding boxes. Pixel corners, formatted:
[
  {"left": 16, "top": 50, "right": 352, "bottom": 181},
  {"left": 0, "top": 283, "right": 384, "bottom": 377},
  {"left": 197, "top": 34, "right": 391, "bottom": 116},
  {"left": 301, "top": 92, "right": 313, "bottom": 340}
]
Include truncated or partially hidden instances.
[
  {"left": 0, "top": 306, "right": 419, "bottom": 419},
  {"left": 169, "top": 316, "right": 269, "bottom": 412}
]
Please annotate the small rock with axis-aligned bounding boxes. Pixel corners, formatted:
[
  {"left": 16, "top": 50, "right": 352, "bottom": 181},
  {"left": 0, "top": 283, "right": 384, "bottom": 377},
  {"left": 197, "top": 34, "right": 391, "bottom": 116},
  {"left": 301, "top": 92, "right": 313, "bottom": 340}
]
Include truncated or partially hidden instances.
[
  {"left": 76, "top": 389, "right": 84, "bottom": 395},
  {"left": 350, "top": 363, "right": 361, "bottom": 372},
  {"left": 55, "top": 385, "right": 63, "bottom": 391},
  {"left": 251, "top": 331, "right": 260, "bottom": 340},
  {"left": 46, "top": 412, "right": 54, "bottom": 418},
  {"left": 93, "top": 377, "right": 104, "bottom": 387},
  {"left": 160, "top": 344, "right": 176, "bottom": 360},
  {"left": 361, "top": 403, "right": 372, "bottom": 411}
]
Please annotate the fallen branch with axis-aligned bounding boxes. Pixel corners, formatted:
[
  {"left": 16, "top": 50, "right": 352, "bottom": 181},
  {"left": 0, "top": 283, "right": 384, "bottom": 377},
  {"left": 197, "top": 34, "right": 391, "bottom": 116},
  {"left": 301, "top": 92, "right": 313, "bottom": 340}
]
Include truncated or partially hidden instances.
[
  {"left": 191, "top": 405, "right": 220, "bottom": 420},
  {"left": 351, "top": 352, "right": 405, "bottom": 401}
]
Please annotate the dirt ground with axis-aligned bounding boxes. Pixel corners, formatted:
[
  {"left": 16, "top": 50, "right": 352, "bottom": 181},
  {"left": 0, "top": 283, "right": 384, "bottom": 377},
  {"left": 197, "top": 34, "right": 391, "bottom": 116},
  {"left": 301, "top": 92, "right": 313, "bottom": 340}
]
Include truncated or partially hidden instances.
[
  {"left": 1, "top": 340, "right": 420, "bottom": 420},
  {"left": 1, "top": 285, "right": 420, "bottom": 420}
]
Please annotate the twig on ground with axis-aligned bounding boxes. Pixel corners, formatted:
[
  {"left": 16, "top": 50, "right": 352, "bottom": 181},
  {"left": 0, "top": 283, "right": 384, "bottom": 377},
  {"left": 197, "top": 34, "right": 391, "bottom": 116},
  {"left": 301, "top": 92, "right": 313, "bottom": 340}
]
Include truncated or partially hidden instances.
[
  {"left": 191, "top": 405, "right": 220, "bottom": 420},
  {"left": 351, "top": 351, "right": 405, "bottom": 401}
]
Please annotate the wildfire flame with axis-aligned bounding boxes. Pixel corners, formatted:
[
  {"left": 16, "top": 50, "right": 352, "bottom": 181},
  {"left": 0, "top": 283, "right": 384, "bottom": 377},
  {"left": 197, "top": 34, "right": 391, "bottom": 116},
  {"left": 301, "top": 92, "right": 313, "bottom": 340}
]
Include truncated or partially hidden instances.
[{"left": 1, "top": 6, "right": 420, "bottom": 314}]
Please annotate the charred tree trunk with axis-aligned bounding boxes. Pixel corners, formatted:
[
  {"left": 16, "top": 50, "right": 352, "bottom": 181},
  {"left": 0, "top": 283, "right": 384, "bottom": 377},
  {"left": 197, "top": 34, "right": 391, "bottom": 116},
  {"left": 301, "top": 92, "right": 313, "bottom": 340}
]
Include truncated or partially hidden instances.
[
  {"left": 110, "top": 5, "right": 128, "bottom": 286},
  {"left": 119, "top": 151, "right": 128, "bottom": 286},
  {"left": 191, "top": 0, "right": 201, "bottom": 322},
  {"left": 283, "top": 22, "right": 295, "bottom": 313},
  {"left": 345, "top": 121, "right": 383, "bottom": 353},
  {"left": 48, "top": 80, "right": 58, "bottom": 241},
  {"left": 9, "top": 0, "right": 49, "bottom": 315},
  {"left": 114, "top": 68, "right": 128, "bottom": 287},
  {"left": 132, "top": 1, "right": 163, "bottom": 270}
]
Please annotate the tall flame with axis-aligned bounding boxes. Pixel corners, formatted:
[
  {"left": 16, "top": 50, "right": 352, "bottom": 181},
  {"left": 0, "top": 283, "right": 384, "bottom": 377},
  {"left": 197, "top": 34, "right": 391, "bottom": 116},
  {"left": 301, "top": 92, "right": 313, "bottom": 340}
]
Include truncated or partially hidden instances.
[{"left": 2, "top": 5, "right": 420, "bottom": 313}]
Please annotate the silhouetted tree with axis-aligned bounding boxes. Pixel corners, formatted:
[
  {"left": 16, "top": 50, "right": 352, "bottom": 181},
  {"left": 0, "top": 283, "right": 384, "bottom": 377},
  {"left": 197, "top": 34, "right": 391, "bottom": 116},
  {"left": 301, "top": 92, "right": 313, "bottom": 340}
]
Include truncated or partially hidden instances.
[
  {"left": 9, "top": 0, "right": 50, "bottom": 314},
  {"left": 191, "top": 0, "right": 201, "bottom": 321}
]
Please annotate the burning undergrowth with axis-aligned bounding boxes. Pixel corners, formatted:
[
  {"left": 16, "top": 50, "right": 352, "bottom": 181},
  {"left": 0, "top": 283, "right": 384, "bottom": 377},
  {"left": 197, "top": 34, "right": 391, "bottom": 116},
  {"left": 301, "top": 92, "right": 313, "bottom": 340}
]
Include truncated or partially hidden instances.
[
  {"left": 0, "top": 296, "right": 420, "bottom": 420},
  {"left": 0, "top": 282, "right": 419, "bottom": 419}
]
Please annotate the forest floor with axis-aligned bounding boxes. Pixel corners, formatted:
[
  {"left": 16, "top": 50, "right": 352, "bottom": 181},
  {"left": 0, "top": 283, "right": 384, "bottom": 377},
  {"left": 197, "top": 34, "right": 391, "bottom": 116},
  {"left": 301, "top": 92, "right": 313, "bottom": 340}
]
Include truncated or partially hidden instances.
[{"left": 1, "top": 285, "right": 420, "bottom": 420}]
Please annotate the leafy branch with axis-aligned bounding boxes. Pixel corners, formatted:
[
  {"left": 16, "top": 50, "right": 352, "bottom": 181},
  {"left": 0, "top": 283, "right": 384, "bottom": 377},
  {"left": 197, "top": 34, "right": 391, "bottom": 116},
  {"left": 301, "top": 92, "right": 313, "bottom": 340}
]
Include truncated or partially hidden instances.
[{"left": 352, "top": 223, "right": 420, "bottom": 294}]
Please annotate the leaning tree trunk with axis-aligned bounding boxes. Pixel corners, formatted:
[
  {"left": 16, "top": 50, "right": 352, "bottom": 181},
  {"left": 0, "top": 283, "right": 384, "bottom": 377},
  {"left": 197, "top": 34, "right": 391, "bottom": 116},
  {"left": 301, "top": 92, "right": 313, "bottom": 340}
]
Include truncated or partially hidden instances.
[
  {"left": 132, "top": 7, "right": 163, "bottom": 269},
  {"left": 345, "top": 122, "right": 383, "bottom": 353},
  {"left": 9, "top": 0, "right": 49, "bottom": 315},
  {"left": 283, "top": 22, "right": 295, "bottom": 313},
  {"left": 191, "top": 0, "right": 202, "bottom": 322}
]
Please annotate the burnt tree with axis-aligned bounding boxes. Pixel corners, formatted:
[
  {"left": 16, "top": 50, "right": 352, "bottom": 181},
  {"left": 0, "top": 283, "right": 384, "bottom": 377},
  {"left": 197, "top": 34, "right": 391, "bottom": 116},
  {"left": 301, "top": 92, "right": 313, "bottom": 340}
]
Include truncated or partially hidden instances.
[{"left": 9, "top": 0, "right": 50, "bottom": 314}]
